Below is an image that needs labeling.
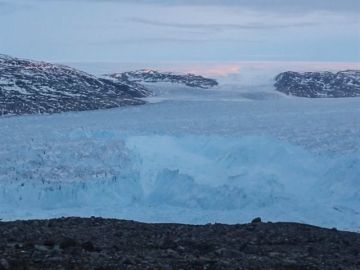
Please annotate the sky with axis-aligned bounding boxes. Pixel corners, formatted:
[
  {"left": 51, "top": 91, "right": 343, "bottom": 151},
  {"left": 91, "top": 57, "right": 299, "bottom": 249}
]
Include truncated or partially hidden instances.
[{"left": 0, "top": 0, "right": 360, "bottom": 63}]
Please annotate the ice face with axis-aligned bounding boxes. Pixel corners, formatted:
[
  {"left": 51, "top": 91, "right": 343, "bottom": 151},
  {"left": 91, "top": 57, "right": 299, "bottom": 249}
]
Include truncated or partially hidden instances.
[{"left": 0, "top": 130, "right": 359, "bottom": 230}]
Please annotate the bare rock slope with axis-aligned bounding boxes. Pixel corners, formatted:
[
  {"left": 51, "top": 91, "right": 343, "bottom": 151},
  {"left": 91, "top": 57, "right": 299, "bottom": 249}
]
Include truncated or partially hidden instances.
[
  {"left": 275, "top": 70, "right": 360, "bottom": 98},
  {"left": 106, "top": 69, "right": 219, "bottom": 89},
  {"left": 0, "top": 55, "right": 150, "bottom": 116}
]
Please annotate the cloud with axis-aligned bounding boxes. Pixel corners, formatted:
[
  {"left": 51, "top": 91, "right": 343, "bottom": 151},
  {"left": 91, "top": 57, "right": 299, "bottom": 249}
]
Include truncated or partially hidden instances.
[
  {"left": 91, "top": 36, "right": 262, "bottom": 46},
  {"left": 0, "top": 1, "right": 19, "bottom": 14},
  {"left": 30, "top": 0, "right": 360, "bottom": 14},
  {"left": 129, "top": 18, "right": 319, "bottom": 32}
]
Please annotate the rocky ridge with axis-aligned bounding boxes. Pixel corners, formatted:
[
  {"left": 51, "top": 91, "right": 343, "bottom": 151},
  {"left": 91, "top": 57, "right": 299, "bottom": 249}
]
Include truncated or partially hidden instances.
[
  {"left": 274, "top": 70, "right": 360, "bottom": 98},
  {"left": 105, "top": 69, "right": 219, "bottom": 89},
  {"left": 0, "top": 55, "right": 150, "bottom": 116}
]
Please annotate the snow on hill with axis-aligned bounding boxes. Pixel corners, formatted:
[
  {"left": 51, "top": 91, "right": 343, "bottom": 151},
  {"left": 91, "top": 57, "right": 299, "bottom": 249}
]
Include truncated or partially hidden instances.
[
  {"left": 0, "top": 55, "right": 150, "bottom": 116},
  {"left": 275, "top": 70, "right": 360, "bottom": 98},
  {"left": 105, "top": 69, "right": 219, "bottom": 89}
]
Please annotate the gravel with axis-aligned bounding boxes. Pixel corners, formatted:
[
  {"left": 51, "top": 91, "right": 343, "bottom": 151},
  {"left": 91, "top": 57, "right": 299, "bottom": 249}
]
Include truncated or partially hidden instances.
[{"left": 0, "top": 217, "right": 359, "bottom": 270}]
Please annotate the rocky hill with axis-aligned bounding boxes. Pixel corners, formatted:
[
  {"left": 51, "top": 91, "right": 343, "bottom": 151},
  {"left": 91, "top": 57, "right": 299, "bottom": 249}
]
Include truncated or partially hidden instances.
[
  {"left": 0, "top": 217, "right": 359, "bottom": 270},
  {"left": 0, "top": 55, "right": 150, "bottom": 116},
  {"left": 105, "top": 69, "right": 218, "bottom": 89},
  {"left": 274, "top": 70, "right": 360, "bottom": 98}
]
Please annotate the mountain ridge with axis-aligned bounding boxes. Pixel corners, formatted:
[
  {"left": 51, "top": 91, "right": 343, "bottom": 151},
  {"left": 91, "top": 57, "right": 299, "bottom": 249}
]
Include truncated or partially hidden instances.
[
  {"left": 0, "top": 55, "right": 149, "bottom": 116},
  {"left": 105, "top": 69, "right": 219, "bottom": 89},
  {"left": 274, "top": 70, "right": 360, "bottom": 98}
]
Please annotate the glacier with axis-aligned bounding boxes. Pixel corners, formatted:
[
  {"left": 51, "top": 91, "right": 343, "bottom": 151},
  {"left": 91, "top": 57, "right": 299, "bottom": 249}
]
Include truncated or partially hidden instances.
[{"left": 0, "top": 67, "right": 360, "bottom": 231}]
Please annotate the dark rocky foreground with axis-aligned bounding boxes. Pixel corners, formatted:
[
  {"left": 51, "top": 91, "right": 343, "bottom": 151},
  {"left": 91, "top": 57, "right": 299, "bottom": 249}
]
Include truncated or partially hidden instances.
[
  {"left": 0, "top": 217, "right": 359, "bottom": 270},
  {"left": 274, "top": 70, "right": 360, "bottom": 98}
]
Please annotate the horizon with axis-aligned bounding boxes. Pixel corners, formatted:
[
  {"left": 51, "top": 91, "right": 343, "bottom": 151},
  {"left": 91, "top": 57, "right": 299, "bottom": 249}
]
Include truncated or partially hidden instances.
[{"left": 62, "top": 60, "right": 360, "bottom": 77}]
